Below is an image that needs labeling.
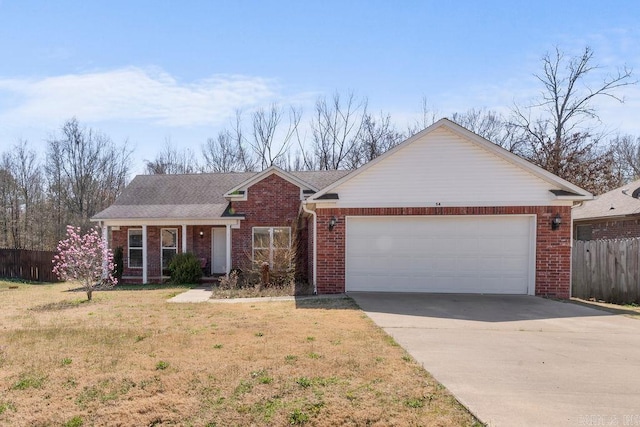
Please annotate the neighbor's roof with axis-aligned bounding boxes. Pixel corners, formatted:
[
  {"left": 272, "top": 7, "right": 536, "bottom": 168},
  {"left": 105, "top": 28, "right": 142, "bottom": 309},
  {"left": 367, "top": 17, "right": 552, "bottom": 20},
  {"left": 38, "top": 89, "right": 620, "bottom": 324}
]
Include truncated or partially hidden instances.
[
  {"left": 573, "top": 178, "right": 640, "bottom": 221},
  {"left": 92, "top": 169, "right": 351, "bottom": 221}
]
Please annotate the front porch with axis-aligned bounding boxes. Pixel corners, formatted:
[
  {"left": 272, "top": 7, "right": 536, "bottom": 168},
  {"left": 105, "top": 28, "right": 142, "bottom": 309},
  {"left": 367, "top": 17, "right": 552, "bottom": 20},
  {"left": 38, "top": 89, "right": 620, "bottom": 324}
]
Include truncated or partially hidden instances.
[{"left": 101, "top": 220, "right": 240, "bottom": 284}]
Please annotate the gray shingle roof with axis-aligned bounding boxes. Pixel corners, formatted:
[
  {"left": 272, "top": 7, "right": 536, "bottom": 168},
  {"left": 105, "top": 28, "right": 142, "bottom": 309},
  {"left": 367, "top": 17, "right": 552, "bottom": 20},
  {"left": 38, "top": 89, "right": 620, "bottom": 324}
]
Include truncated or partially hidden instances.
[
  {"left": 92, "top": 170, "right": 351, "bottom": 220},
  {"left": 573, "top": 178, "right": 640, "bottom": 221},
  {"left": 290, "top": 170, "right": 352, "bottom": 190}
]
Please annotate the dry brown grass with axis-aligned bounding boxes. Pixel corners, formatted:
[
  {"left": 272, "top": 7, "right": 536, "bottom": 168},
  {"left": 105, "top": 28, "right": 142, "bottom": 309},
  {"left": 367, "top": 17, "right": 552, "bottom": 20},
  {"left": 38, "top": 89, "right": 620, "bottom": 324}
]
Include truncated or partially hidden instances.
[{"left": 0, "top": 280, "right": 481, "bottom": 426}]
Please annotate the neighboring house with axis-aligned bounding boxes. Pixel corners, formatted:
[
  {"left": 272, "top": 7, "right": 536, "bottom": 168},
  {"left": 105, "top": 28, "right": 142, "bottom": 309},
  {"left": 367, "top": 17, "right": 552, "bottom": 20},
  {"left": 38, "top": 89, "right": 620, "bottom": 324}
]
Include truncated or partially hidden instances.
[
  {"left": 572, "top": 178, "right": 640, "bottom": 240},
  {"left": 92, "top": 119, "right": 592, "bottom": 298}
]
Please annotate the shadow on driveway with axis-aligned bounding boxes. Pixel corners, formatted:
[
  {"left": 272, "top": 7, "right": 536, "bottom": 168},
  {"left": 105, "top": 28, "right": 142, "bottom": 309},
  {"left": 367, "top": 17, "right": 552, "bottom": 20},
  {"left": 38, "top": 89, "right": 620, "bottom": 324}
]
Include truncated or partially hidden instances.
[{"left": 348, "top": 292, "right": 611, "bottom": 322}]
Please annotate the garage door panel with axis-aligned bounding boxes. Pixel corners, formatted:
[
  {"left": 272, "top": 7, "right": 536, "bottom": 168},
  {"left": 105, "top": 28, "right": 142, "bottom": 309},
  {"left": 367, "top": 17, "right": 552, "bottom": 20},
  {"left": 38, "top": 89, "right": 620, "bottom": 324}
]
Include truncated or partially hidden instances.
[{"left": 346, "top": 216, "right": 533, "bottom": 294}]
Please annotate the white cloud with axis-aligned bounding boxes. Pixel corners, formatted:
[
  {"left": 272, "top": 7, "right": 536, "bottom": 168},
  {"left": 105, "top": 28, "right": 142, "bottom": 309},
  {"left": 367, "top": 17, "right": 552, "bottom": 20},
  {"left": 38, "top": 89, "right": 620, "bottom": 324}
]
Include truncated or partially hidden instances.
[{"left": 0, "top": 67, "right": 284, "bottom": 127}]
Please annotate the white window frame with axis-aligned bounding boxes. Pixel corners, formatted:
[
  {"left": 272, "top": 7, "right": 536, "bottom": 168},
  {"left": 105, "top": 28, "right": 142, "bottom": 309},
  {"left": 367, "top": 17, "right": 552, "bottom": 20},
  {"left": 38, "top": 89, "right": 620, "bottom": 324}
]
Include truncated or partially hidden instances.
[
  {"left": 252, "top": 227, "right": 291, "bottom": 268},
  {"left": 161, "top": 228, "right": 178, "bottom": 274},
  {"left": 128, "top": 228, "right": 143, "bottom": 269}
]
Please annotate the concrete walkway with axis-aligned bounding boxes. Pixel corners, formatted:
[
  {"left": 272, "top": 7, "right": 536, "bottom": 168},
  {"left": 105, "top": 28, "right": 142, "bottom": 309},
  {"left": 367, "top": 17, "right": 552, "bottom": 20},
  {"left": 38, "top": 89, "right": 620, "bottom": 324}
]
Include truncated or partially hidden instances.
[
  {"left": 168, "top": 288, "right": 348, "bottom": 304},
  {"left": 168, "top": 287, "right": 212, "bottom": 303},
  {"left": 349, "top": 292, "right": 640, "bottom": 427}
]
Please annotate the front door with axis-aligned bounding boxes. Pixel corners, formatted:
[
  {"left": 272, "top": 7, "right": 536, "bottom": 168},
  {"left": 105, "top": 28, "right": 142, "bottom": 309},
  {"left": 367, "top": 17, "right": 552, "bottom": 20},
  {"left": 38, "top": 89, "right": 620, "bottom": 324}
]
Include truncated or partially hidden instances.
[{"left": 211, "top": 227, "right": 227, "bottom": 274}]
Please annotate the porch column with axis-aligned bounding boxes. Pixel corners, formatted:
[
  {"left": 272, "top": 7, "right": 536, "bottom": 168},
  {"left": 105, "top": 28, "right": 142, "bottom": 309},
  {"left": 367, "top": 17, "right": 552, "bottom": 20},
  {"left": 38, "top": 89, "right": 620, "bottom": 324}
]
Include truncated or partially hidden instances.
[
  {"left": 225, "top": 224, "right": 231, "bottom": 274},
  {"left": 142, "top": 225, "right": 148, "bottom": 284},
  {"left": 181, "top": 224, "right": 187, "bottom": 253},
  {"left": 101, "top": 224, "right": 109, "bottom": 278}
]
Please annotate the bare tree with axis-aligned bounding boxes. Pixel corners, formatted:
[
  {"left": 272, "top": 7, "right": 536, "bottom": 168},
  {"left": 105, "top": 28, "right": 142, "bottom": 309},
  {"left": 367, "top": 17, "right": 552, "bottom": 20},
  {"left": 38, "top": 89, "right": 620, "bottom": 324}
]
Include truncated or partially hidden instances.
[
  {"left": 249, "top": 104, "right": 300, "bottom": 170},
  {"left": 451, "top": 108, "right": 520, "bottom": 152},
  {"left": 348, "top": 112, "right": 404, "bottom": 168},
  {"left": 11, "top": 141, "right": 45, "bottom": 249},
  {"left": 311, "top": 92, "right": 367, "bottom": 170},
  {"left": 407, "top": 96, "right": 439, "bottom": 136},
  {"left": 231, "top": 110, "right": 257, "bottom": 172},
  {"left": 145, "top": 138, "right": 199, "bottom": 174},
  {"left": 46, "top": 118, "right": 131, "bottom": 234},
  {"left": 611, "top": 134, "right": 640, "bottom": 182},
  {"left": 0, "top": 152, "right": 19, "bottom": 248},
  {"left": 202, "top": 131, "right": 245, "bottom": 172},
  {"left": 510, "top": 46, "right": 635, "bottom": 194}
]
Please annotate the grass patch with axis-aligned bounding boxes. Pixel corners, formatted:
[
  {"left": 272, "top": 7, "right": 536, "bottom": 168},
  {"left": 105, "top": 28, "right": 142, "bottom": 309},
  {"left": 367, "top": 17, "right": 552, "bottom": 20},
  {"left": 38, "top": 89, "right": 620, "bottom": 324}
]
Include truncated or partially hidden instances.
[
  {"left": 155, "top": 361, "right": 170, "bottom": 370},
  {"left": 0, "top": 279, "right": 480, "bottom": 426},
  {"left": 64, "top": 415, "right": 84, "bottom": 427},
  {"left": 11, "top": 371, "right": 47, "bottom": 390},
  {"left": 75, "top": 378, "right": 135, "bottom": 409},
  {"left": 0, "top": 401, "right": 16, "bottom": 414},
  {"left": 30, "top": 299, "right": 88, "bottom": 311}
]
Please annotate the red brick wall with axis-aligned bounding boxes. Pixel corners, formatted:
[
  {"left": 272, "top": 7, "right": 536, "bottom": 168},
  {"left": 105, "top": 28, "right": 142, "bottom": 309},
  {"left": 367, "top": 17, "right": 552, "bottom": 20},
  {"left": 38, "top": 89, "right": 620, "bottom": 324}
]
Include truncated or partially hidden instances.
[
  {"left": 111, "top": 225, "right": 185, "bottom": 283},
  {"left": 109, "top": 174, "right": 311, "bottom": 284},
  {"left": 230, "top": 173, "right": 307, "bottom": 278},
  {"left": 576, "top": 218, "right": 640, "bottom": 240},
  {"left": 315, "top": 206, "right": 573, "bottom": 298}
]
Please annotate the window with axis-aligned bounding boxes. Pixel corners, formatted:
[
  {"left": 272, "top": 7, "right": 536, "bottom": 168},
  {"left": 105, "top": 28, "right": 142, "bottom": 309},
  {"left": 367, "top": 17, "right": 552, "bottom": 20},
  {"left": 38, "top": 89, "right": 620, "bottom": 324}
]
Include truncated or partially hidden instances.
[
  {"left": 161, "top": 228, "right": 178, "bottom": 274},
  {"left": 252, "top": 227, "right": 291, "bottom": 269},
  {"left": 128, "top": 229, "right": 143, "bottom": 268}
]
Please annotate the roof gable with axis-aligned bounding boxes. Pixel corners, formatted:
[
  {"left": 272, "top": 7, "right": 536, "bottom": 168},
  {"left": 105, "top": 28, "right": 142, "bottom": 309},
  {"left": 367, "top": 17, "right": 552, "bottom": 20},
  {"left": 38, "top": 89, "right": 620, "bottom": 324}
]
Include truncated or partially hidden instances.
[
  {"left": 224, "top": 166, "right": 317, "bottom": 198},
  {"left": 309, "top": 119, "right": 591, "bottom": 207}
]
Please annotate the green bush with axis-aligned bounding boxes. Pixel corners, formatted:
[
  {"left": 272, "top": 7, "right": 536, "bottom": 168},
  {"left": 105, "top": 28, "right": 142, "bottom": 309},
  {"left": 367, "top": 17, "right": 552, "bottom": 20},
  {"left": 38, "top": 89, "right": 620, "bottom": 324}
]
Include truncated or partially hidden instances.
[
  {"left": 112, "top": 246, "right": 124, "bottom": 281},
  {"left": 167, "top": 252, "right": 202, "bottom": 284}
]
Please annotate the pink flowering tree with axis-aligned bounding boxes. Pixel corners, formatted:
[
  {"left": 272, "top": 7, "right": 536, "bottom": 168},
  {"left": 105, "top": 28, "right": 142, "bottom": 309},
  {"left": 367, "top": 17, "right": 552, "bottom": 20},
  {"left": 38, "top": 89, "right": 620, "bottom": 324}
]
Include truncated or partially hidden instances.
[{"left": 53, "top": 225, "right": 117, "bottom": 300}]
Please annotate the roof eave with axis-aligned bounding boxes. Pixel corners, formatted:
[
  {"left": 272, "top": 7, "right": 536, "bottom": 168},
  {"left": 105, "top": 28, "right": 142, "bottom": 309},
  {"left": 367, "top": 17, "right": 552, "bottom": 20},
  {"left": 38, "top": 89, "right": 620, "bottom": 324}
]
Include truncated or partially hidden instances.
[
  {"left": 554, "top": 194, "right": 593, "bottom": 201},
  {"left": 91, "top": 215, "right": 246, "bottom": 222}
]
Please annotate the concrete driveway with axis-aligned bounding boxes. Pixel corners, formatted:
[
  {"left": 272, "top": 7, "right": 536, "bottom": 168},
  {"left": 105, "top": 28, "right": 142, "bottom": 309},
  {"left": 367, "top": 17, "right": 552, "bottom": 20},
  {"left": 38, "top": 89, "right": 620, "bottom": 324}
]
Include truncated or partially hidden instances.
[{"left": 349, "top": 293, "right": 640, "bottom": 427}]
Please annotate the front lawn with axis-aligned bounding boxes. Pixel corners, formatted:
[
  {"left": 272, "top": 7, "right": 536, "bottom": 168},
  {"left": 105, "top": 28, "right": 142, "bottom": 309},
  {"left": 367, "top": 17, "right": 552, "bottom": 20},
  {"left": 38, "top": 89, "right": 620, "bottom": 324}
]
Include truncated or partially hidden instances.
[{"left": 0, "top": 280, "right": 481, "bottom": 426}]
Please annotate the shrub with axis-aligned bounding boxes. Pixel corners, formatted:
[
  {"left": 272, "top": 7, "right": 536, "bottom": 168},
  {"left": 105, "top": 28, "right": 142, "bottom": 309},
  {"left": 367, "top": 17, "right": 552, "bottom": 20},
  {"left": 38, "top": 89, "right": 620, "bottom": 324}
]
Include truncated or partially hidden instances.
[
  {"left": 112, "top": 246, "right": 124, "bottom": 280},
  {"left": 218, "top": 270, "right": 239, "bottom": 290},
  {"left": 167, "top": 252, "right": 202, "bottom": 284},
  {"left": 243, "top": 226, "right": 298, "bottom": 289}
]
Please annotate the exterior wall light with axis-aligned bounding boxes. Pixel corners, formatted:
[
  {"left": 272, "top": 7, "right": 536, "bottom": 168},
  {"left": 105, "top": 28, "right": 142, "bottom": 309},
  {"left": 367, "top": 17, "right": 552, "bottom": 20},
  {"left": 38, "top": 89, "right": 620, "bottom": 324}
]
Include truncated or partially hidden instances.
[
  {"left": 551, "top": 213, "right": 562, "bottom": 230},
  {"left": 328, "top": 216, "right": 338, "bottom": 231},
  {"left": 199, "top": 230, "right": 204, "bottom": 238}
]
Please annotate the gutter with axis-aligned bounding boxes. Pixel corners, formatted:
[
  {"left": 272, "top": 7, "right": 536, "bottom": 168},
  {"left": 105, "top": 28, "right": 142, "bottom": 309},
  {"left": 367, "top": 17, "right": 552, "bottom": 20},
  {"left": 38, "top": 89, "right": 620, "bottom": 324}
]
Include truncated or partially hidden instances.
[{"left": 301, "top": 201, "right": 317, "bottom": 295}]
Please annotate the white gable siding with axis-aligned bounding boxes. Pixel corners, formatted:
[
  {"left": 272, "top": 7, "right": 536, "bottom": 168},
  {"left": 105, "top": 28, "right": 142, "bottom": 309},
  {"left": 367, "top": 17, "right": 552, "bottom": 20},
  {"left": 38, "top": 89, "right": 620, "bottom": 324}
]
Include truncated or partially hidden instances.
[{"left": 332, "top": 128, "right": 564, "bottom": 207}]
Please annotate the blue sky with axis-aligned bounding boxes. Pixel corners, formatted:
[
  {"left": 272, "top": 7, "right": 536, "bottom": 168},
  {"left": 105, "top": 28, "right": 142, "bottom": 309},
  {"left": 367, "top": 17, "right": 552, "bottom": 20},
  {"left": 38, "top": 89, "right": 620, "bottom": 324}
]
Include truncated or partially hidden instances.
[{"left": 1, "top": 0, "right": 639, "bottom": 174}]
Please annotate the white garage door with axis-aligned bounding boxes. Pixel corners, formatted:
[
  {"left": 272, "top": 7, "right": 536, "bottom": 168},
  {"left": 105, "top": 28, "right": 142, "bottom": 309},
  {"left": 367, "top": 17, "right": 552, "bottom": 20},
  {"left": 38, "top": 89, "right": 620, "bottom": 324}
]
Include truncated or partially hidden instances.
[{"left": 346, "top": 216, "right": 534, "bottom": 294}]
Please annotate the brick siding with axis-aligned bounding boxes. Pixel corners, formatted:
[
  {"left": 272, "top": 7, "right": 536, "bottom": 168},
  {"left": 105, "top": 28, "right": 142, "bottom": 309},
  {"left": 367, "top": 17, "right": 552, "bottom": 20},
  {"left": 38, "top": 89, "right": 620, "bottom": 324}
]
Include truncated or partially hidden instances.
[
  {"left": 230, "top": 173, "right": 305, "bottom": 274},
  {"left": 576, "top": 218, "right": 640, "bottom": 240},
  {"left": 109, "top": 173, "right": 310, "bottom": 284},
  {"left": 314, "top": 206, "right": 573, "bottom": 299},
  {"left": 111, "top": 225, "right": 182, "bottom": 283}
]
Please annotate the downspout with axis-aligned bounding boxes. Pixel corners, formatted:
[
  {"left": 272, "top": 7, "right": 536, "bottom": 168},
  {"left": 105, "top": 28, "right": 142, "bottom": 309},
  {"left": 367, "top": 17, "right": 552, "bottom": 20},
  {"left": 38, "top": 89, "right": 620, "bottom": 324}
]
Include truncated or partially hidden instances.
[
  {"left": 569, "top": 201, "right": 584, "bottom": 299},
  {"left": 301, "top": 201, "right": 317, "bottom": 295}
]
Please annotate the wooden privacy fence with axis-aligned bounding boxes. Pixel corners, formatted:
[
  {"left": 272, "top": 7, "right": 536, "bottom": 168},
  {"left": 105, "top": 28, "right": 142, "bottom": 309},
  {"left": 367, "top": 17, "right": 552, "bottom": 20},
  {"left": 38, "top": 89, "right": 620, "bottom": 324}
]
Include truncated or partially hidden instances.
[
  {"left": 0, "top": 249, "right": 59, "bottom": 282},
  {"left": 572, "top": 239, "right": 640, "bottom": 304}
]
